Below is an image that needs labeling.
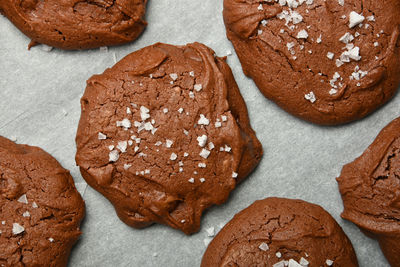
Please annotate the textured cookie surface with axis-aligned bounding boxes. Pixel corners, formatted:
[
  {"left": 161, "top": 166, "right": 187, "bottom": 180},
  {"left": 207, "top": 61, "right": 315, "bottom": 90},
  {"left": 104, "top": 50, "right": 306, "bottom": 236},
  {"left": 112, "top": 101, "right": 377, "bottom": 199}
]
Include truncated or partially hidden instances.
[
  {"left": 201, "top": 197, "right": 358, "bottom": 267},
  {"left": 223, "top": 0, "right": 400, "bottom": 125},
  {"left": 0, "top": 0, "right": 147, "bottom": 50},
  {"left": 337, "top": 117, "right": 400, "bottom": 267},
  {"left": 0, "top": 136, "right": 85, "bottom": 267},
  {"left": 75, "top": 42, "right": 263, "bottom": 234}
]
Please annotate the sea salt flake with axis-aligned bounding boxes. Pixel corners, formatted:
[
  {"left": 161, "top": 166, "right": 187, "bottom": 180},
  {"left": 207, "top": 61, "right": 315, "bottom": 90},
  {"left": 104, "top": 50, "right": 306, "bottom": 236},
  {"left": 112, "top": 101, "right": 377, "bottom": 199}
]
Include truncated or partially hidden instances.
[
  {"left": 117, "top": 141, "right": 128, "bottom": 153},
  {"left": 339, "top": 32, "right": 354, "bottom": 44},
  {"left": 49, "top": 238, "right": 54, "bottom": 242},
  {"left": 224, "top": 145, "right": 232, "bottom": 152},
  {"left": 326, "top": 259, "right": 334, "bottom": 266},
  {"left": 206, "top": 227, "right": 215, "bottom": 237},
  {"left": 198, "top": 114, "right": 210, "bottom": 125},
  {"left": 299, "top": 257, "right": 309, "bottom": 266},
  {"left": 116, "top": 118, "right": 131, "bottom": 129},
  {"left": 188, "top": 178, "right": 195, "bottom": 183},
  {"left": 109, "top": 150, "right": 119, "bottom": 162},
  {"left": 197, "top": 135, "right": 208, "bottom": 147},
  {"left": 349, "top": 11, "right": 365, "bottom": 28},
  {"left": 140, "top": 106, "right": 150, "bottom": 121},
  {"left": 200, "top": 178, "right": 206, "bottom": 183},
  {"left": 22, "top": 211, "right": 30, "bottom": 217},
  {"left": 123, "top": 164, "right": 131, "bottom": 170},
  {"left": 170, "top": 153, "right": 177, "bottom": 161},
  {"left": 261, "top": 19, "right": 268, "bottom": 26},
  {"left": 200, "top": 149, "right": 211, "bottom": 159},
  {"left": 329, "top": 89, "right": 338, "bottom": 95},
  {"left": 165, "top": 139, "right": 173, "bottom": 148},
  {"left": 232, "top": 172, "right": 238, "bottom": 178},
  {"left": 296, "top": 29, "right": 308, "bottom": 39},
  {"left": 194, "top": 84, "right": 203, "bottom": 91},
  {"left": 259, "top": 242, "right": 269, "bottom": 251},
  {"left": 208, "top": 142, "right": 215, "bottom": 150},
  {"left": 198, "top": 163, "right": 206, "bottom": 168},
  {"left": 169, "top": 73, "right": 178, "bottom": 81},
  {"left": 288, "top": 259, "right": 302, "bottom": 267},
  {"left": 12, "top": 223, "right": 24, "bottom": 235},
  {"left": 98, "top": 132, "right": 107, "bottom": 140},
  {"left": 17, "top": 194, "right": 28, "bottom": 204},
  {"left": 273, "top": 261, "right": 286, "bottom": 267},
  {"left": 305, "top": 92, "right": 316, "bottom": 103}
]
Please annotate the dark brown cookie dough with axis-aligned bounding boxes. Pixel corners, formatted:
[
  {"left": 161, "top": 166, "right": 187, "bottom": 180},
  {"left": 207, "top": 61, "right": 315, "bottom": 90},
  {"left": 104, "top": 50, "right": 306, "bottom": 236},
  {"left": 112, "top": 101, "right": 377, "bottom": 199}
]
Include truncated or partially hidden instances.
[
  {"left": 0, "top": 136, "right": 85, "bottom": 267},
  {"left": 201, "top": 197, "right": 358, "bottom": 267},
  {"left": 0, "top": 0, "right": 148, "bottom": 50},
  {"left": 337, "top": 117, "right": 400, "bottom": 267},
  {"left": 75, "top": 42, "right": 263, "bottom": 235},
  {"left": 223, "top": 0, "right": 400, "bottom": 125}
]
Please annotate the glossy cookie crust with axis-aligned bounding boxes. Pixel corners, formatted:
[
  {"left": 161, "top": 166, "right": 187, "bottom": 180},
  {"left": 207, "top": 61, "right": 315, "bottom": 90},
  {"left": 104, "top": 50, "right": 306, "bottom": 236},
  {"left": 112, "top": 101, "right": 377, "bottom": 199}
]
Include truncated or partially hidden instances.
[
  {"left": 223, "top": 0, "right": 400, "bottom": 125},
  {"left": 0, "top": 0, "right": 148, "bottom": 50},
  {"left": 75, "top": 42, "right": 263, "bottom": 234},
  {"left": 337, "top": 117, "right": 400, "bottom": 267},
  {"left": 0, "top": 136, "right": 85, "bottom": 267},
  {"left": 201, "top": 197, "right": 358, "bottom": 267}
]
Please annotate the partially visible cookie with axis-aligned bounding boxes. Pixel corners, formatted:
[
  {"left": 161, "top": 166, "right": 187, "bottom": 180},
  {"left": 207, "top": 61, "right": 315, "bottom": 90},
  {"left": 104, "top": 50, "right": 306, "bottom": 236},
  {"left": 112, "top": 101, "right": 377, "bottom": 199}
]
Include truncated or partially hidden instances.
[
  {"left": 337, "top": 117, "right": 400, "bottom": 267},
  {"left": 0, "top": 0, "right": 148, "bottom": 50},
  {"left": 75, "top": 42, "right": 263, "bottom": 234},
  {"left": 223, "top": 0, "right": 400, "bottom": 125},
  {"left": 0, "top": 136, "right": 85, "bottom": 267},
  {"left": 201, "top": 197, "right": 358, "bottom": 267}
]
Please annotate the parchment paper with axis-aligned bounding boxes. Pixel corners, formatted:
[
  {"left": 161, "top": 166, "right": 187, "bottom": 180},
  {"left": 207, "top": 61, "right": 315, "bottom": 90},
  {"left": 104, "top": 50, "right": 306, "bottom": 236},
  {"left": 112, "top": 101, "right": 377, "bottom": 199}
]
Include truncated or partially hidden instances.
[{"left": 0, "top": 1, "right": 399, "bottom": 266}]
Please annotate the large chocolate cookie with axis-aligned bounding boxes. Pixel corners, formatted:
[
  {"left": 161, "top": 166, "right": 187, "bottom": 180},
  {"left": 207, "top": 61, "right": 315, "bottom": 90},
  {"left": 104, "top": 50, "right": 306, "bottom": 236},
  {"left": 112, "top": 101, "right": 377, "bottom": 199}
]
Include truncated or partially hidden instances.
[
  {"left": 201, "top": 197, "right": 358, "bottom": 267},
  {"left": 0, "top": 0, "right": 148, "bottom": 50},
  {"left": 337, "top": 117, "right": 400, "bottom": 267},
  {"left": 223, "top": 0, "right": 400, "bottom": 125},
  {"left": 0, "top": 136, "right": 85, "bottom": 267},
  {"left": 75, "top": 42, "right": 263, "bottom": 234}
]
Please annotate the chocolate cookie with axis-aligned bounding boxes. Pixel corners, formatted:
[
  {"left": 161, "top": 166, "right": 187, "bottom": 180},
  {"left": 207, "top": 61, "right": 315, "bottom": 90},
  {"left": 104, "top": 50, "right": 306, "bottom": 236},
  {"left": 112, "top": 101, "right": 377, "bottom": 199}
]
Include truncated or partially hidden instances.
[
  {"left": 75, "top": 42, "right": 263, "bottom": 234},
  {"left": 0, "top": 0, "right": 148, "bottom": 50},
  {"left": 201, "top": 197, "right": 358, "bottom": 267},
  {"left": 223, "top": 0, "right": 400, "bottom": 125},
  {"left": 0, "top": 136, "right": 85, "bottom": 266},
  {"left": 337, "top": 117, "right": 400, "bottom": 266}
]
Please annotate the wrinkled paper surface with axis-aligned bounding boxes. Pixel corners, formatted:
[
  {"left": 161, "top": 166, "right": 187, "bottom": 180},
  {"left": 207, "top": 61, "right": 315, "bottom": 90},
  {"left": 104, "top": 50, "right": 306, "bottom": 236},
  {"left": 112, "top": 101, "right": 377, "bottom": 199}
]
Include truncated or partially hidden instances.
[{"left": 0, "top": 1, "right": 398, "bottom": 266}]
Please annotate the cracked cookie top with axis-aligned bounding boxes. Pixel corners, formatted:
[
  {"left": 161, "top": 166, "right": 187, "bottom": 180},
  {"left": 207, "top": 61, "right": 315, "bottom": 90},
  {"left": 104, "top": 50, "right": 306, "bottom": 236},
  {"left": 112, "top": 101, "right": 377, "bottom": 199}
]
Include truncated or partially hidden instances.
[
  {"left": 201, "top": 197, "right": 358, "bottom": 267},
  {"left": 337, "top": 117, "right": 400, "bottom": 266},
  {"left": 223, "top": 0, "right": 400, "bottom": 125},
  {"left": 0, "top": 136, "right": 85, "bottom": 267},
  {"left": 0, "top": 0, "right": 148, "bottom": 49},
  {"left": 75, "top": 42, "right": 263, "bottom": 234}
]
